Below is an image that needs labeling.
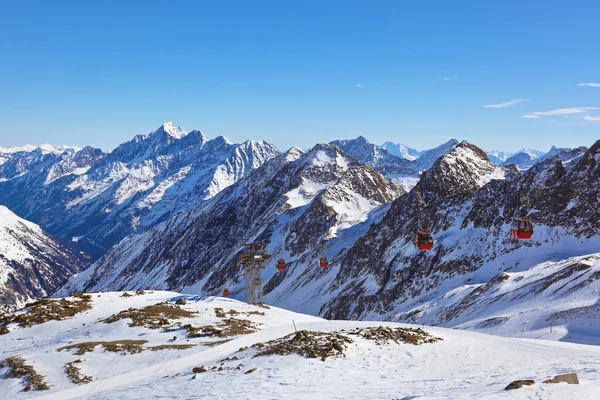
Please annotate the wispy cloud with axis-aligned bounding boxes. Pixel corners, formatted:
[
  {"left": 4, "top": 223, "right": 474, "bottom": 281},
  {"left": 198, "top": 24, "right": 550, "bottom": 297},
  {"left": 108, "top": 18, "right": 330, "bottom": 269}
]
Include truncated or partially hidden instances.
[
  {"left": 443, "top": 77, "right": 458, "bottom": 81},
  {"left": 355, "top": 84, "right": 364, "bottom": 88},
  {"left": 484, "top": 99, "right": 527, "bottom": 108},
  {"left": 577, "top": 83, "right": 600, "bottom": 88},
  {"left": 584, "top": 115, "right": 600, "bottom": 121},
  {"left": 522, "top": 107, "right": 600, "bottom": 119}
]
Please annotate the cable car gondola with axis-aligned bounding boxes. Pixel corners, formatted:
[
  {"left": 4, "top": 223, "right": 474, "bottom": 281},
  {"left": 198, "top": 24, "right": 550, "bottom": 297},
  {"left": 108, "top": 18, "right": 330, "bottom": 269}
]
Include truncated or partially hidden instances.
[
  {"left": 511, "top": 196, "right": 534, "bottom": 240},
  {"left": 414, "top": 173, "right": 434, "bottom": 251},
  {"left": 222, "top": 288, "right": 230, "bottom": 297},
  {"left": 510, "top": 218, "right": 533, "bottom": 240},
  {"left": 318, "top": 255, "right": 329, "bottom": 268},
  {"left": 276, "top": 258, "right": 287, "bottom": 271},
  {"left": 414, "top": 230, "right": 434, "bottom": 251}
]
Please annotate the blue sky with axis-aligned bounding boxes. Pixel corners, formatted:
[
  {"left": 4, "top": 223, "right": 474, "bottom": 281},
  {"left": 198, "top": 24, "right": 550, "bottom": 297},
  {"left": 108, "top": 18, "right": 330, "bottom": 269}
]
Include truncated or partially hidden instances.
[{"left": 1, "top": 0, "right": 599, "bottom": 152}]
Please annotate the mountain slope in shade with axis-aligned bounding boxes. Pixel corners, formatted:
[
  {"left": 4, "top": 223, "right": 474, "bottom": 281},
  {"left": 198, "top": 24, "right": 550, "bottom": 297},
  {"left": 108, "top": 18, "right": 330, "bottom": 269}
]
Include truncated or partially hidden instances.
[
  {"left": 0, "top": 206, "right": 90, "bottom": 312},
  {"left": 0, "top": 123, "right": 280, "bottom": 258}
]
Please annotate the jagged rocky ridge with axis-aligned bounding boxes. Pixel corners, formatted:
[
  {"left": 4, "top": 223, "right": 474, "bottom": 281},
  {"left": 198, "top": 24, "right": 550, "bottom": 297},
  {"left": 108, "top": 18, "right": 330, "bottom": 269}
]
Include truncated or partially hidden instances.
[
  {"left": 0, "top": 206, "right": 90, "bottom": 312},
  {"left": 58, "top": 139, "right": 600, "bottom": 337},
  {"left": 0, "top": 123, "right": 279, "bottom": 258}
]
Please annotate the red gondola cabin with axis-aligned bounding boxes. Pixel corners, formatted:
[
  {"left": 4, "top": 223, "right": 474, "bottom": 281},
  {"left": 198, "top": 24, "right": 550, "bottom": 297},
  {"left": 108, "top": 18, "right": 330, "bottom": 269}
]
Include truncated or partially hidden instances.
[
  {"left": 276, "top": 258, "right": 287, "bottom": 271},
  {"left": 510, "top": 218, "right": 533, "bottom": 240},
  {"left": 415, "top": 230, "right": 434, "bottom": 251},
  {"left": 222, "top": 288, "right": 230, "bottom": 297},
  {"left": 319, "top": 255, "right": 329, "bottom": 268}
]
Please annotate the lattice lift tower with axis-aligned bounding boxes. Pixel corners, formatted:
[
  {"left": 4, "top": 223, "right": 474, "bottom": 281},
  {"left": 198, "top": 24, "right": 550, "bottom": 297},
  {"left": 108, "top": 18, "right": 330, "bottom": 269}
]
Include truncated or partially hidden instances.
[{"left": 236, "top": 243, "right": 272, "bottom": 304}]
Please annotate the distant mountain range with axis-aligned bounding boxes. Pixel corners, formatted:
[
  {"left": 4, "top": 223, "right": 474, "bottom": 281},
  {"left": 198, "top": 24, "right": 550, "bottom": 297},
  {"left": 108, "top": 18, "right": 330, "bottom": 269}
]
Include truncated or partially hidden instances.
[
  {"left": 0, "top": 122, "right": 278, "bottom": 258},
  {"left": 1, "top": 124, "right": 596, "bottom": 323},
  {"left": 56, "top": 137, "right": 600, "bottom": 340}
]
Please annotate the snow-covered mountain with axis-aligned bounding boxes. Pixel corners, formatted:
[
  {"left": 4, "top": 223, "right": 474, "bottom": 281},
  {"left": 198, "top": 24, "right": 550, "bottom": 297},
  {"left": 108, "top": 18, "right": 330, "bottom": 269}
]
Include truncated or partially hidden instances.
[
  {"left": 487, "top": 148, "right": 545, "bottom": 164},
  {"left": 57, "top": 143, "right": 404, "bottom": 302},
  {"left": 0, "top": 123, "right": 280, "bottom": 258},
  {"left": 321, "top": 139, "right": 600, "bottom": 323},
  {"left": 1, "top": 292, "right": 599, "bottom": 399},
  {"left": 57, "top": 139, "right": 600, "bottom": 344},
  {"left": 330, "top": 136, "right": 458, "bottom": 191},
  {"left": 0, "top": 206, "right": 90, "bottom": 312},
  {"left": 485, "top": 146, "right": 584, "bottom": 171},
  {"left": 380, "top": 141, "right": 422, "bottom": 160},
  {"left": 0, "top": 144, "right": 80, "bottom": 155}
]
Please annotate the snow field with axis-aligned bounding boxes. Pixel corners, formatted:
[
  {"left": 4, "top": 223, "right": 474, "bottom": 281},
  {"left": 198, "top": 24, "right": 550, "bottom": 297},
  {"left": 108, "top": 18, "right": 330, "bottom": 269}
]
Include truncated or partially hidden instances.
[{"left": 1, "top": 292, "right": 599, "bottom": 399}]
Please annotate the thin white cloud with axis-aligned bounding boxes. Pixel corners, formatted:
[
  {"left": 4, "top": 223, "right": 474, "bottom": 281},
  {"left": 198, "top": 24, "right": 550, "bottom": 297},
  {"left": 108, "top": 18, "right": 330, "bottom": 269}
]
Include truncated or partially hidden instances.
[
  {"left": 533, "top": 107, "right": 600, "bottom": 116},
  {"left": 584, "top": 115, "right": 600, "bottom": 121},
  {"left": 577, "top": 83, "right": 600, "bottom": 88},
  {"left": 355, "top": 84, "right": 364, "bottom": 88},
  {"left": 484, "top": 99, "right": 528, "bottom": 108},
  {"left": 522, "top": 107, "right": 600, "bottom": 120},
  {"left": 443, "top": 77, "right": 458, "bottom": 81}
]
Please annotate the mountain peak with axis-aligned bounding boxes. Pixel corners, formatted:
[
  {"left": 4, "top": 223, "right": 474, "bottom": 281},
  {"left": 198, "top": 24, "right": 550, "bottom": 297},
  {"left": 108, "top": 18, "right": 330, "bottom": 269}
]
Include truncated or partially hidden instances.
[
  {"left": 151, "top": 122, "right": 188, "bottom": 139},
  {"left": 424, "top": 141, "right": 505, "bottom": 197},
  {"left": 285, "top": 146, "right": 305, "bottom": 162},
  {"left": 381, "top": 141, "right": 421, "bottom": 161}
]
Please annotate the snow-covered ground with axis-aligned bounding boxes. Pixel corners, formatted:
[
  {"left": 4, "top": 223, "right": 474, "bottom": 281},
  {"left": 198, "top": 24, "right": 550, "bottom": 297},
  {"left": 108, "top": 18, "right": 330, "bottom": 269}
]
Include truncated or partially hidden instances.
[{"left": 1, "top": 292, "right": 599, "bottom": 399}]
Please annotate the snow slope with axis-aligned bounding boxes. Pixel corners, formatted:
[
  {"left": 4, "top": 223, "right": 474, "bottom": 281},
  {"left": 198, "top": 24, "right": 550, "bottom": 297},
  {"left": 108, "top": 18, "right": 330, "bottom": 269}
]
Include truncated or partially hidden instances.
[
  {"left": 0, "top": 206, "right": 90, "bottom": 312},
  {"left": 1, "top": 292, "right": 599, "bottom": 399}
]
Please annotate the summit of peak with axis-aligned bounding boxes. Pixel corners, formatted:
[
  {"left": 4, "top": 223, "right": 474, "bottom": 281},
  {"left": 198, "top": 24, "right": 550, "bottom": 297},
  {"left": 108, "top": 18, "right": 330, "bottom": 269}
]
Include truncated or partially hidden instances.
[{"left": 152, "top": 122, "right": 188, "bottom": 139}]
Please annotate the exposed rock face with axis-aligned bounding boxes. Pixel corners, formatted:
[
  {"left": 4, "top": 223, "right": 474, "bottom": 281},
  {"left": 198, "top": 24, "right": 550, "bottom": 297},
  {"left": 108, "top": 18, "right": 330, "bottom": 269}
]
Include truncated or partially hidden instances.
[
  {"left": 0, "top": 206, "right": 90, "bottom": 312},
  {"left": 0, "top": 123, "right": 279, "bottom": 258}
]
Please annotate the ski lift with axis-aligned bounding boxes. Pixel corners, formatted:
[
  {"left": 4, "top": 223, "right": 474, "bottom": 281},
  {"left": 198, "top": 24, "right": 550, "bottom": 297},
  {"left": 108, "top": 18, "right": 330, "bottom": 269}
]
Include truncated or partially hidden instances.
[
  {"left": 222, "top": 288, "right": 230, "bottom": 297},
  {"left": 276, "top": 258, "right": 287, "bottom": 271},
  {"left": 414, "top": 230, "right": 434, "bottom": 251},
  {"left": 510, "top": 218, "right": 533, "bottom": 240},
  {"left": 319, "top": 255, "right": 329, "bottom": 268},
  {"left": 511, "top": 195, "right": 533, "bottom": 240},
  {"left": 413, "top": 177, "right": 433, "bottom": 251}
]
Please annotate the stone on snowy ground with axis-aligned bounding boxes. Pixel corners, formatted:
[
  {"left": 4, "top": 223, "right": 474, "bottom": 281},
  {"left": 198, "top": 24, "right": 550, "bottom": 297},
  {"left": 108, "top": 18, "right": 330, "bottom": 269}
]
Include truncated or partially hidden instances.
[
  {"left": 543, "top": 373, "right": 579, "bottom": 384},
  {"left": 504, "top": 380, "right": 535, "bottom": 390}
]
